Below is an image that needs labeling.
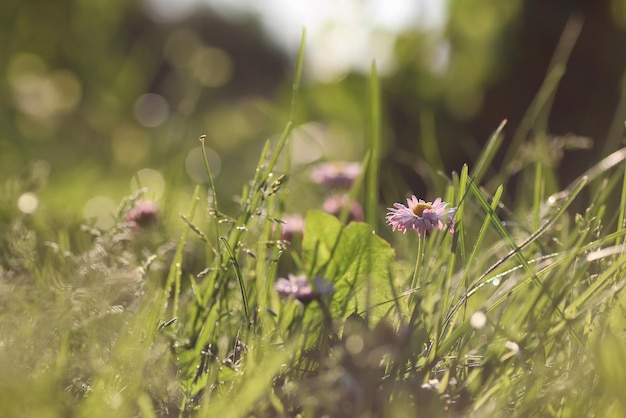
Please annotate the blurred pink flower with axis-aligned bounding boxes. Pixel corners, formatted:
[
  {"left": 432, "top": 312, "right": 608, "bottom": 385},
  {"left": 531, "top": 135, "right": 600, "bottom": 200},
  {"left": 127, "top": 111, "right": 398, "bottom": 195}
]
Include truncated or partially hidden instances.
[
  {"left": 274, "top": 274, "right": 334, "bottom": 304},
  {"left": 323, "top": 194, "right": 364, "bottom": 222},
  {"left": 279, "top": 214, "right": 305, "bottom": 243},
  {"left": 386, "top": 196, "right": 455, "bottom": 237},
  {"left": 125, "top": 201, "right": 159, "bottom": 229},
  {"left": 312, "top": 161, "right": 361, "bottom": 189}
]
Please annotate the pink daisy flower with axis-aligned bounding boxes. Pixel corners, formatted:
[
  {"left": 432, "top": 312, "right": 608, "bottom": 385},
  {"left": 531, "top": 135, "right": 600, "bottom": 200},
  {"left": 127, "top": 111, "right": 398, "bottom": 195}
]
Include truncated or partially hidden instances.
[
  {"left": 322, "top": 194, "right": 364, "bottom": 223},
  {"left": 311, "top": 161, "right": 362, "bottom": 189},
  {"left": 386, "top": 196, "right": 456, "bottom": 237},
  {"left": 274, "top": 274, "right": 334, "bottom": 304},
  {"left": 278, "top": 214, "right": 305, "bottom": 243}
]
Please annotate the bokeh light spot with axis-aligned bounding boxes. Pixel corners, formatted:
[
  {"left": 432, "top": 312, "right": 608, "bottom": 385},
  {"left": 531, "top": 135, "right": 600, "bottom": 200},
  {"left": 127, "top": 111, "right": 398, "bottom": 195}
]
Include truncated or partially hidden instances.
[
  {"left": 49, "top": 69, "right": 82, "bottom": 114},
  {"left": 190, "top": 47, "right": 233, "bottom": 87},
  {"left": 17, "top": 192, "right": 39, "bottom": 214},
  {"left": 470, "top": 311, "right": 487, "bottom": 329},
  {"left": 83, "top": 196, "right": 117, "bottom": 229},
  {"left": 111, "top": 125, "right": 151, "bottom": 166},
  {"left": 204, "top": 99, "right": 268, "bottom": 152},
  {"left": 185, "top": 146, "right": 221, "bottom": 184},
  {"left": 12, "top": 73, "right": 58, "bottom": 119},
  {"left": 9, "top": 54, "right": 82, "bottom": 120},
  {"left": 291, "top": 122, "right": 325, "bottom": 166},
  {"left": 130, "top": 168, "right": 165, "bottom": 200},
  {"left": 7, "top": 53, "right": 47, "bottom": 82},
  {"left": 345, "top": 335, "right": 365, "bottom": 355},
  {"left": 133, "top": 94, "right": 169, "bottom": 127}
]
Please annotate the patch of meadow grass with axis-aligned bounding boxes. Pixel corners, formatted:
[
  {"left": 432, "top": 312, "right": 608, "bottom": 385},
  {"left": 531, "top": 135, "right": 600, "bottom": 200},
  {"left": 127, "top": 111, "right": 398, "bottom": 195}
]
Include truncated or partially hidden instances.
[{"left": 1, "top": 30, "right": 626, "bottom": 418}]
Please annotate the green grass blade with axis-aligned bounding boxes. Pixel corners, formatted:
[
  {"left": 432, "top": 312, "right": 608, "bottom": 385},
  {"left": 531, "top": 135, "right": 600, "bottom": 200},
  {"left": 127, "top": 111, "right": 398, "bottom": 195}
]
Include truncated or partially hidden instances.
[
  {"left": 201, "top": 342, "right": 295, "bottom": 418},
  {"left": 163, "top": 185, "right": 201, "bottom": 318},
  {"left": 220, "top": 237, "right": 249, "bottom": 325},
  {"left": 419, "top": 109, "right": 445, "bottom": 191},
  {"left": 462, "top": 184, "right": 503, "bottom": 286},
  {"left": 339, "top": 150, "right": 370, "bottom": 225},
  {"left": 496, "top": 18, "right": 583, "bottom": 186},
  {"left": 567, "top": 252, "right": 626, "bottom": 316},
  {"left": 226, "top": 29, "right": 306, "bottom": 252},
  {"left": 200, "top": 134, "right": 221, "bottom": 256},
  {"left": 456, "top": 165, "right": 469, "bottom": 263},
  {"left": 366, "top": 60, "right": 381, "bottom": 227},
  {"left": 532, "top": 161, "right": 543, "bottom": 231},
  {"left": 470, "top": 119, "right": 507, "bottom": 186},
  {"left": 618, "top": 154, "right": 626, "bottom": 246},
  {"left": 445, "top": 176, "right": 588, "bottom": 328}
]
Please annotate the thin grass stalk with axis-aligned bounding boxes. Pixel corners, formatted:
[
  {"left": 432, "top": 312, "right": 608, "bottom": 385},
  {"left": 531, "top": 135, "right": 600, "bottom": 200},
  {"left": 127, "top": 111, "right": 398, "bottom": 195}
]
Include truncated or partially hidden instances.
[
  {"left": 163, "top": 185, "right": 201, "bottom": 318},
  {"left": 532, "top": 161, "right": 542, "bottom": 231},
  {"left": 495, "top": 17, "right": 583, "bottom": 188},
  {"left": 419, "top": 109, "right": 445, "bottom": 191},
  {"left": 470, "top": 120, "right": 507, "bottom": 187},
  {"left": 199, "top": 134, "right": 221, "bottom": 258},
  {"left": 443, "top": 177, "right": 587, "bottom": 333},
  {"left": 408, "top": 235, "right": 425, "bottom": 309},
  {"left": 619, "top": 160, "right": 626, "bottom": 247},
  {"left": 456, "top": 165, "right": 469, "bottom": 263},
  {"left": 339, "top": 150, "right": 369, "bottom": 225},
  {"left": 221, "top": 237, "right": 249, "bottom": 325},
  {"left": 602, "top": 78, "right": 626, "bottom": 156},
  {"left": 443, "top": 185, "right": 503, "bottom": 340},
  {"left": 366, "top": 60, "right": 381, "bottom": 227},
  {"left": 226, "top": 29, "right": 306, "bottom": 252}
]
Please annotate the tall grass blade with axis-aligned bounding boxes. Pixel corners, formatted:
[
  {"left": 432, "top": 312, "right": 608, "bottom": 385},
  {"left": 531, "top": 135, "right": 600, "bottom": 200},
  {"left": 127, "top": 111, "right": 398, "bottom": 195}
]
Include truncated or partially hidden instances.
[
  {"left": 366, "top": 60, "right": 381, "bottom": 227},
  {"left": 164, "top": 185, "right": 201, "bottom": 318},
  {"left": 496, "top": 17, "right": 583, "bottom": 186},
  {"left": 470, "top": 119, "right": 507, "bottom": 187},
  {"left": 221, "top": 237, "right": 249, "bottom": 325}
]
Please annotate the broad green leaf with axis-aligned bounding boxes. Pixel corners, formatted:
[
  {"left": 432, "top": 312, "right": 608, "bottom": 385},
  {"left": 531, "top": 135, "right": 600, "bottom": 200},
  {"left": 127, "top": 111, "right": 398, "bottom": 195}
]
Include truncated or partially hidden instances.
[{"left": 302, "top": 210, "right": 396, "bottom": 319}]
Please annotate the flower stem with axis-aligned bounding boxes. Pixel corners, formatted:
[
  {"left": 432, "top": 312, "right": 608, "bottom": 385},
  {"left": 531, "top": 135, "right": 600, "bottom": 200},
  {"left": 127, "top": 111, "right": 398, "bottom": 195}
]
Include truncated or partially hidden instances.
[{"left": 409, "top": 235, "right": 425, "bottom": 305}]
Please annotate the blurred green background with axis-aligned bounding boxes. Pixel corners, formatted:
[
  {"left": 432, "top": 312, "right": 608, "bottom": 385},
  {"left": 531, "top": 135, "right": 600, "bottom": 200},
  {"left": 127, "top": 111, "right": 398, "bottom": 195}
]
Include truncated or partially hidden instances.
[{"left": 2, "top": 0, "right": 626, "bottom": 227}]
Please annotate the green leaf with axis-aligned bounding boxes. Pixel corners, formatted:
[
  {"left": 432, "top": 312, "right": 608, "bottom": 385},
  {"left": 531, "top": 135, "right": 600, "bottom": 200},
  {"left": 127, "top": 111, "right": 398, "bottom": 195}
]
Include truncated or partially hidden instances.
[{"left": 302, "top": 210, "right": 396, "bottom": 319}]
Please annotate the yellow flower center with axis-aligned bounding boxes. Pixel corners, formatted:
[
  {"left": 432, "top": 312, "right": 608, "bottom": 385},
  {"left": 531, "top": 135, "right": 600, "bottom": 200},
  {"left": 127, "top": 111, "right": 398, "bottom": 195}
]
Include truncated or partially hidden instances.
[{"left": 412, "top": 202, "right": 432, "bottom": 217}]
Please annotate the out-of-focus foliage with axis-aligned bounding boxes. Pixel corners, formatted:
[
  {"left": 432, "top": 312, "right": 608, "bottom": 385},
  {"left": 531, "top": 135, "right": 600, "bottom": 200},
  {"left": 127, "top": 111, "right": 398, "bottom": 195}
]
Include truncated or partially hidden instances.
[
  {"left": 392, "top": 0, "right": 521, "bottom": 119},
  {"left": 378, "top": 0, "right": 626, "bottom": 206},
  {"left": 3, "top": 0, "right": 626, "bottom": 226},
  {"left": 1, "top": 0, "right": 289, "bottom": 228},
  {"left": 2, "top": 1, "right": 626, "bottom": 417}
]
